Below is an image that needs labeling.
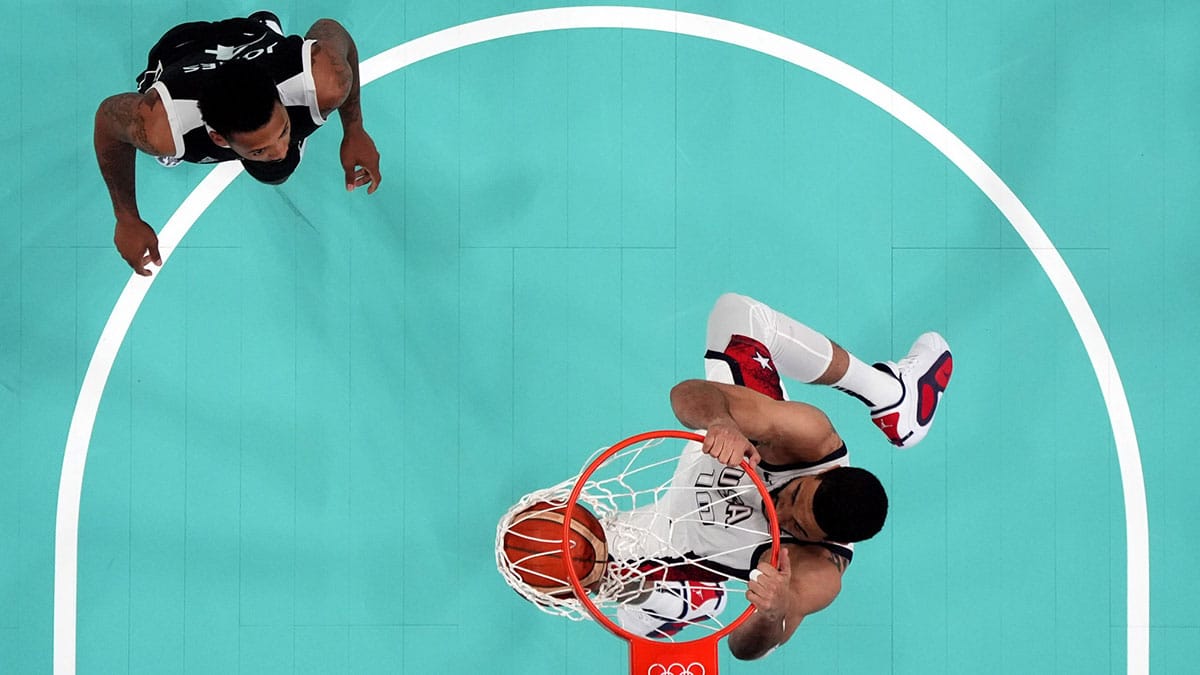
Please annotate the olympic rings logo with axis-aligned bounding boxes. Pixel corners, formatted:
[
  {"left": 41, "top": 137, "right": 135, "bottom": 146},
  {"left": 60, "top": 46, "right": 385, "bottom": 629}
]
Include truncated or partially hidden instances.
[{"left": 647, "top": 663, "right": 706, "bottom": 675}]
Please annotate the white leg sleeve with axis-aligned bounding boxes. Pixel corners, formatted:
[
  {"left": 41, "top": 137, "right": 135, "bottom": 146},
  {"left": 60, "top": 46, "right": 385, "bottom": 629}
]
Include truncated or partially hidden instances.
[{"left": 705, "top": 293, "right": 834, "bottom": 384}]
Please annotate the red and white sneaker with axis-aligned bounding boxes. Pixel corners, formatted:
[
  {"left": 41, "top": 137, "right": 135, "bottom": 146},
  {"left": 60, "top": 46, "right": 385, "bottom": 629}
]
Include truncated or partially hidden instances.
[
  {"left": 617, "top": 578, "right": 727, "bottom": 638},
  {"left": 869, "top": 332, "right": 953, "bottom": 448}
]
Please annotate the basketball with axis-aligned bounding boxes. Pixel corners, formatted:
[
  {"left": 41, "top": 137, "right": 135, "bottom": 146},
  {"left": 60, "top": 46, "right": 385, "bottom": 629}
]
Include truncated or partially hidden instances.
[{"left": 502, "top": 501, "right": 608, "bottom": 598}]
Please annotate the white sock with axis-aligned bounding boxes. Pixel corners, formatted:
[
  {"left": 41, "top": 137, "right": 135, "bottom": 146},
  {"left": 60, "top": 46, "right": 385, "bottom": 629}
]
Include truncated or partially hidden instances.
[{"left": 833, "top": 357, "right": 902, "bottom": 410}]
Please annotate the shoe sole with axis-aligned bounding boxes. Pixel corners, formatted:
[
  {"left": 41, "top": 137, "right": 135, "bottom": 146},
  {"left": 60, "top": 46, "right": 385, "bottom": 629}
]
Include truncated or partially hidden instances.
[{"left": 916, "top": 351, "right": 953, "bottom": 427}]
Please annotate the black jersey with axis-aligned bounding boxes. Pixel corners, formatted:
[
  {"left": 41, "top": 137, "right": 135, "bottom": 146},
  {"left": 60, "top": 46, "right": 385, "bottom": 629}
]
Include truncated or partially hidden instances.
[{"left": 136, "top": 14, "right": 326, "bottom": 165}]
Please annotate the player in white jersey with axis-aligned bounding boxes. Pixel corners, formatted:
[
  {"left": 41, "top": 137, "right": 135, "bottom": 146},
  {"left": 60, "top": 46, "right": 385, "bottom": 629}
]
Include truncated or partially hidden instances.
[{"left": 621, "top": 293, "right": 953, "bottom": 660}]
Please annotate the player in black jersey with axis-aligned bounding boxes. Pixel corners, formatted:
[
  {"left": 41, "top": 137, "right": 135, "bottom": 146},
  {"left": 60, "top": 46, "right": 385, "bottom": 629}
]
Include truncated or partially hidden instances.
[{"left": 94, "top": 12, "right": 381, "bottom": 276}]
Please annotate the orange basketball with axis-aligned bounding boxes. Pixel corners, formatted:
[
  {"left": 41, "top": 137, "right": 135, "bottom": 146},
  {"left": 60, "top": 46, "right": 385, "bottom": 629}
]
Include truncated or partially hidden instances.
[{"left": 502, "top": 501, "right": 608, "bottom": 598}]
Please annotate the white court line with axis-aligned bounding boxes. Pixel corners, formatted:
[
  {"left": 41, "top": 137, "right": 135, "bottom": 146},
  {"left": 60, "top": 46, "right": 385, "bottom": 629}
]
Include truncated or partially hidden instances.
[
  {"left": 54, "top": 7, "right": 1148, "bottom": 674},
  {"left": 52, "top": 161, "right": 242, "bottom": 673}
]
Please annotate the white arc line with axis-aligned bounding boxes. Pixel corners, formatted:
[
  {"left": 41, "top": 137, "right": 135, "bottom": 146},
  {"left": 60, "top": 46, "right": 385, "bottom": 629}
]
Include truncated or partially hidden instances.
[
  {"left": 53, "top": 161, "right": 241, "bottom": 674},
  {"left": 55, "top": 7, "right": 1148, "bottom": 674}
]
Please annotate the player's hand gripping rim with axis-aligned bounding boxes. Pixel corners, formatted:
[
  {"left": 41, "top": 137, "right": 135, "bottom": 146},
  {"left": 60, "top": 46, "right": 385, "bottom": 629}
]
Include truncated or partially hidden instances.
[
  {"left": 747, "top": 547, "right": 792, "bottom": 621},
  {"left": 702, "top": 419, "right": 761, "bottom": 468}
]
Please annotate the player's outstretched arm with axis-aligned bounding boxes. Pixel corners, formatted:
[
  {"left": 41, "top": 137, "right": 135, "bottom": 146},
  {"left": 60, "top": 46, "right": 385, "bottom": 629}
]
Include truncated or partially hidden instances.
[
  {"left": 671, "top": 380, "right": 842, "bottom": 465},
  {"left": 729, "top": 544, "right": 845, "bottom": 660},
  {"left": 94, "top": 91, "right": 173, "bottom": 275},
  {"left": 306, "top": 18, "right": 382, "bottom": 194},
  {"left": 670, "top": 379, "right": 762, "bottom": 467}
]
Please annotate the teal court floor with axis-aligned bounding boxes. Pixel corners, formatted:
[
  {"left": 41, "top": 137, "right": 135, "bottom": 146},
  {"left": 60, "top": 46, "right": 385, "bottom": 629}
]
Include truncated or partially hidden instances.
[{"left": 2, "top": 1, "right": 1198, "bottom": 673}]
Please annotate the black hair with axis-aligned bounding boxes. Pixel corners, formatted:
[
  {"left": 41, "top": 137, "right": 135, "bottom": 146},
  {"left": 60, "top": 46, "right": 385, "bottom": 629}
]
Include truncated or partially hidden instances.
[
  {"left": 197, "top": 59, "right": 280, "bottom": 137},
  {"left": 811, "top": 466, "right": 888, "bottom": 542}
]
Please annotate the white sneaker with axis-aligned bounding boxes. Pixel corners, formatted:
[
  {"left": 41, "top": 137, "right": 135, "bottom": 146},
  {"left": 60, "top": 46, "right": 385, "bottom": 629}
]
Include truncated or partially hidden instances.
[
  {"left": 869, "top": 332, "right": 953, "bottom": 448},
  {"left": 617, "top": 578, "right": 727, "bottom": 638}
]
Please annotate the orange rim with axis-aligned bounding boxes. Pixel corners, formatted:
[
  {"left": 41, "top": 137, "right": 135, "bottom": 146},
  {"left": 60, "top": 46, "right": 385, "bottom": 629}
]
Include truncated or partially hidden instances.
[{"left": 560, "top": 429, "right": 782, "bottom": 647}]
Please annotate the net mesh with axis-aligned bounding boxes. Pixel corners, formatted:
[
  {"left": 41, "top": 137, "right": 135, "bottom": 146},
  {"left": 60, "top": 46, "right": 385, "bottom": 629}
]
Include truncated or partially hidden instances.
[{"left": 495, "top": 433, "right": 777, "bottom": 642}]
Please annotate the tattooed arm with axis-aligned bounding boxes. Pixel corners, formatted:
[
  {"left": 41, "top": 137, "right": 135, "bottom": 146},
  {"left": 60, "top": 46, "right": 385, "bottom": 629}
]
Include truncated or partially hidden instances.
[
  {"left": 306, "top": 18, "right": 360, "bottom": 124},
  {"left": 93, "top": 90, "right": 174, "bottom": 275},
  {"left": 306, "top": 18, "right": 381, "bottom": 193},
  {"left": 728, "top": 544, "right": 847, "bottom": 661}
]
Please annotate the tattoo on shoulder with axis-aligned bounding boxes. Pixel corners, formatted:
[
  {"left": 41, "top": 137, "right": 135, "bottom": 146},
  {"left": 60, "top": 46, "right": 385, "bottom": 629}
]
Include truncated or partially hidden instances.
[
  {"left": 103, "top": 94, "right": 158, "bottom": 155},
  {"left": 305, "top": 19, "right": 341, "bottom": 44},
  {"left": 307, "top": 28, "right": 356, "bottom": 117},
  {"left": 328, "top": 49, "right": 353, "bottom": 93},
  {"left": 824, "top": 549, "right": 848, "bottom": 573}
]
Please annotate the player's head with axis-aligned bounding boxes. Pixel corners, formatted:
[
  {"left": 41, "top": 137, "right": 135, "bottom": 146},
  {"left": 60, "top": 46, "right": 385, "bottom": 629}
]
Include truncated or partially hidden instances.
[
  {"left": 199, "top": 60, "right": 291, "bottom": 162},
  {"left": 773, "top": 467, "right": 888, "bottom": 543}
]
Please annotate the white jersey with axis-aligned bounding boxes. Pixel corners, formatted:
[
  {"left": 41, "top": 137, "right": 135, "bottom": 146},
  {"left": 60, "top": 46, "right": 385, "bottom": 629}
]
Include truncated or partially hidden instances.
[
  {"left": 663, "top": 439, "right": 854, "bottom": 579},
  {"left": 617, "top": 315, "right": 859, "bottom": 637}
]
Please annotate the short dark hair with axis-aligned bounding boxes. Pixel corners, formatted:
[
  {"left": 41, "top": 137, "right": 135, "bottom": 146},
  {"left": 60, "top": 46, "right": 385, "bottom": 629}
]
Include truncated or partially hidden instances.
[
  {"left": 197, "top": 59, "right": 280, "bottom": 137},
  {"left": 811, "top": 466, "right": 888, "bottom": 542}
]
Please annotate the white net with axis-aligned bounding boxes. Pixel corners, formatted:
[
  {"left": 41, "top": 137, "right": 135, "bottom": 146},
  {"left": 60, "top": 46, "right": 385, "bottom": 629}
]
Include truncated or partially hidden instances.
[{"left": 495, "top": 432, "right": 779, "bottom": 642}]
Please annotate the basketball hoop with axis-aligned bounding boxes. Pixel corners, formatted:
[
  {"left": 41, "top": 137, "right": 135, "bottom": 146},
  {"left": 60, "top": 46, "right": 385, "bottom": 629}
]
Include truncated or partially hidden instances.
[{"left": 497, "top": 429, "right": 780, "bottom": 675}]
